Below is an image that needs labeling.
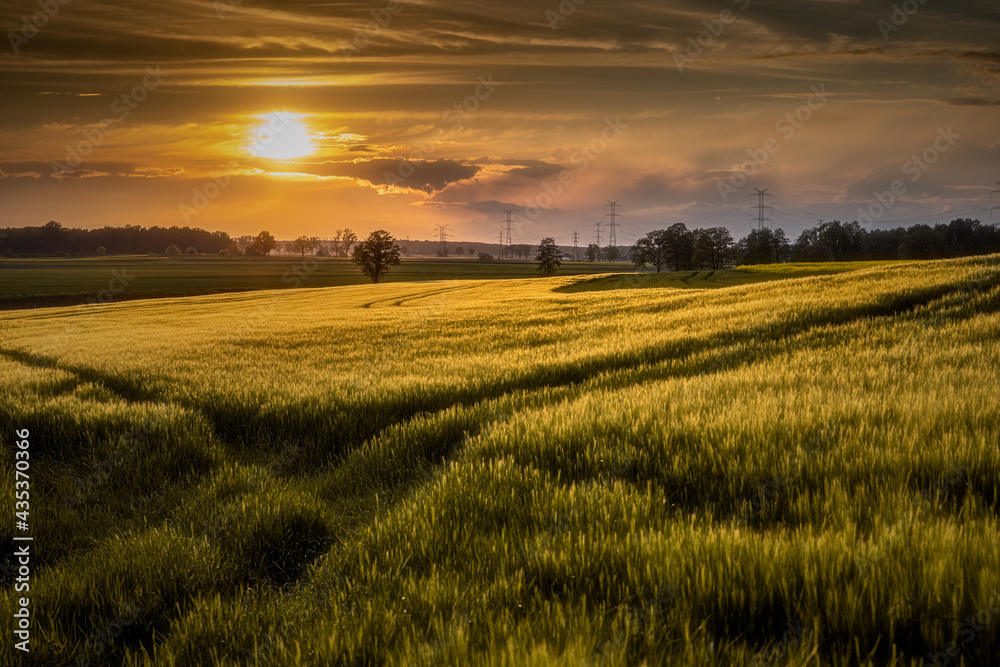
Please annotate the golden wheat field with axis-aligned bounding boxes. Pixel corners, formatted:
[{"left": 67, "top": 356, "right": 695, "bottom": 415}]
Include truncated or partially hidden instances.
[{"left": 2, "top": 257, "right": 1000, "bottom": 666}]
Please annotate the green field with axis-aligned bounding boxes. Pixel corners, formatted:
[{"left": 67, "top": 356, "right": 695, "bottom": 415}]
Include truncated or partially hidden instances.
[
  {"left": 0, "top": 256, "right": 637, "bottom": 310},
  {"left": 2, "top": 257, "right": 1000, "bottom": 665}
]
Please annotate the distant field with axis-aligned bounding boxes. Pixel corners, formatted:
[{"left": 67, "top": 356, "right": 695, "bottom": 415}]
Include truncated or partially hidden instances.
[
  {"left": 2, "top": 257, "right": 999, "bottom": 665},
  {"left": 0, "top": 256, "right": 906, "bottom": 310},
  {"left": 0, "top": 256, "right": 636, "bottom": 310}
]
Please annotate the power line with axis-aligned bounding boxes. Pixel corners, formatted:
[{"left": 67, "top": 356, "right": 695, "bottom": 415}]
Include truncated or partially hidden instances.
[
  {"left": 435, "top": 224, "right": 450, "bottom": 256},
  {"left": 502, "top": 209, "right": 515, "bottom": 259},
  {"left": 604, "top": 200, "right": 621, "bottom": 246},
  {"left": 752, "top": 188, "right": 773, "bottom": 231}
]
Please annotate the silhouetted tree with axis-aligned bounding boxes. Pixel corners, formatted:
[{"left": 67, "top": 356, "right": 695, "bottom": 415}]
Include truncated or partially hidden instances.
[
  {"left": 585, "top": 243, "right": 601, "bottom": 262},
  {"left": 604, "top": 245, "right": 622, "bottom": 262},
  {"left": 341, "top": 229, "right": 359, "bottom": 257},
  {"left": 536, "top": 238, "right": 562, "bottom": 277},
  {"left": 165, "top": 244, "right": 182, "bottom": 255},
  {"left": 739, "top": 228, "right": 790, "bottom": 264},
  {"left": 898, "top": 224, "right": 945, "bottom": 259},
  {"left": 664, "top": 223, "right": 695, "bottom": 271},
  {"left": 246, "top": 231, "right": 277, "bottom": 256},
  {"left": 292, "top": 236, "right": 315, "bottom": 256},
  {"left": 631, "top": 231, "right": 669, "bottom": 273},
  {"left": 352, "top": 230, "right": 402, "bottom": 283},
  {"left": 694, "top": 227, "right": 735, "bottom": 270}
]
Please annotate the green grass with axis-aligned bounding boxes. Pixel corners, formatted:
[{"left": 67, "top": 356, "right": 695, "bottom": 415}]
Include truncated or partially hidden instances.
[
  {"left": 1, "top": 258, "right": 999, "bottom": 665},
  {"left": 0, "top": 256, "right": 635, "bottom": 310}
]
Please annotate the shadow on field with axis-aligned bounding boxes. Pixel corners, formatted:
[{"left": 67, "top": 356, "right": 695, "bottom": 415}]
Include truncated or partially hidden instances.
[
  {"left": 555, "top": 269, "right": 770, "bottom": 293},
  {"left": 1, "top": 276, "right": 990, "bottom": 465}
]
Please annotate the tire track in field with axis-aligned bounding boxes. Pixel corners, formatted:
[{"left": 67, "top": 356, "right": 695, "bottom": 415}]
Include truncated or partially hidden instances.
[
  {"left": 357, "top": 283, "right": 474, "bottom": 309},
  {"left": 7, "top": 278, "right": 999, "bottom": 664},
  {"left": 2, "top": 270, "right": 997, "bottom": 460}
]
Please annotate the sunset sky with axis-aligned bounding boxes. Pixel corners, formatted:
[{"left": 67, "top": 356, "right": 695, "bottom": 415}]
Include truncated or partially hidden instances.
[{"left": 1, "top": 0, "right": 998, "bottom": 244}]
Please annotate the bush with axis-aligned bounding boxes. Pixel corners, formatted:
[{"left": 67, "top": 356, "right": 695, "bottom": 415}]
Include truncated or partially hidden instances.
[
  {"left": 186, "top": 247, "right": 198, "bottom": 255},
  {"left": 165, "top": 245, "right": 182, "bottom": 255},
  {"left": 95, "top": 246, "right": 107, "bottom": 256},
  {"left": 478, "top": 252, "right": 494, "bottom": 262}
]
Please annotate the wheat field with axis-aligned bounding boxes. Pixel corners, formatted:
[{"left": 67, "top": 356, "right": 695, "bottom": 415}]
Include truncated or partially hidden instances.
[{"left": 2, "top": 257, "right": 999, "bottom": 666}]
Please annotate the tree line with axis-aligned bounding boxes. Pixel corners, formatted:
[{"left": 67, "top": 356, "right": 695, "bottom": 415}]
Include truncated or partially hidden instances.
[
  {"left": 4, "top": 218, "right": 997, "bottom": 268},
  {"left": 0, "top": 221, "right": 235, "bottom": 256},
  {"left": 629, "top": 218, "right": 999, "bottom": 271}
]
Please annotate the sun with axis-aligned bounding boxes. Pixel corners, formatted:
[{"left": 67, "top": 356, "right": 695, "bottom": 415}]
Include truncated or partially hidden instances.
[{"left": 247, "top": 112, "right": 316, "bottom": 160}]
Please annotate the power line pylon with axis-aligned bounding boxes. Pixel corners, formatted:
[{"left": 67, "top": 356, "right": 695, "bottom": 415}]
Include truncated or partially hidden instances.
[
  {"left": 572, "top": 231, "right": 580, "bottom": 261},
  {"left": 503, "top": 209, "right": 515, "bottom": 260},
  {"left": 435, "top": 224, "right": 450, "bottom": 255},
  {"left": 605, "top": 200, "right": 621, "bottom": 247},
  {"left": 752, "top": 188, "right": 773, "bottom": 230},
  {"left": 593, "top": 220, "right": 603, "bottom": 248}
]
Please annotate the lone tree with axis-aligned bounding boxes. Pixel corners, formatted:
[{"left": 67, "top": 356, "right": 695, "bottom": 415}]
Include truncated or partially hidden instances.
[
  {"left": 585, "top": 243, "right": 600, "bottom": 262},
  {"left": 352, "top": 230, "right": 402, "bottom": 283},
  {"left": 536, "top": 237, "right": 562, "bottom": 277}
]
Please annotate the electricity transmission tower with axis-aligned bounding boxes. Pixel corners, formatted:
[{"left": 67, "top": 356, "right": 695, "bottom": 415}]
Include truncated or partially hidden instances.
[
  {"left": 435, "top": 224, "right": 450, "bottom": 255},
  {"left": 604, "top": 200, "right": 621, "bottom": 247},
  {"left": 752, "top": 188, "right": 773, "bottom": 230},
  {"left": 992, "top": 182, "right": 1000, "bottom": 220},
  {"left": 502, "top": 209, "right": 515, "bottom": 259},
  {"left": 593, "top": 220, "right": 603, "bottom": 248},
  {"left": 572, "top": 231, "right": 580, "bottom": 260}
]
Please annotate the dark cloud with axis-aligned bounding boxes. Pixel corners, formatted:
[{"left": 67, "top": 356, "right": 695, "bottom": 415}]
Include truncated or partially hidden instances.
[
  {"left": 299, "top": 158, "right": 480, "bottom": 193},
  {"left": 948, "top": 97, "right": 1000, "bottom": 106}
]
